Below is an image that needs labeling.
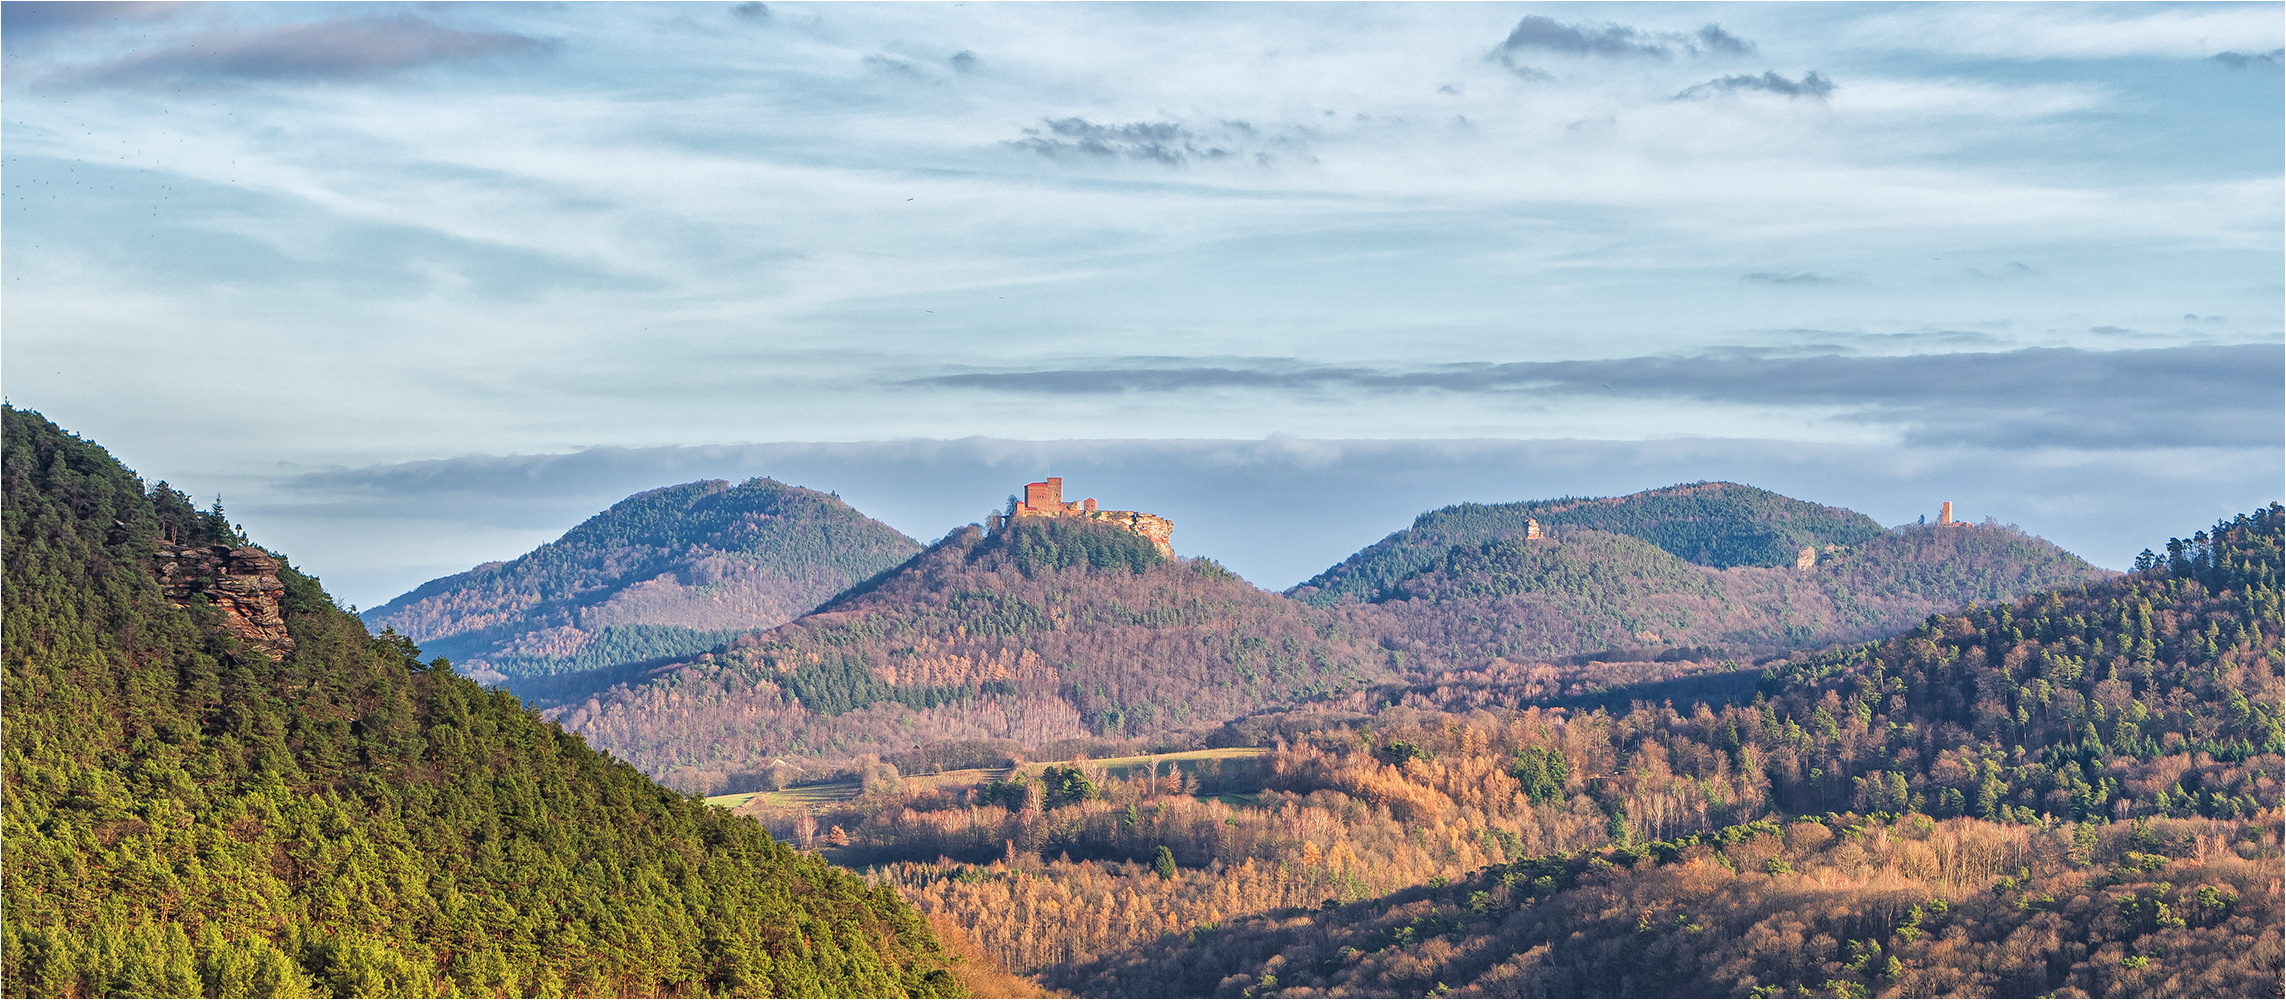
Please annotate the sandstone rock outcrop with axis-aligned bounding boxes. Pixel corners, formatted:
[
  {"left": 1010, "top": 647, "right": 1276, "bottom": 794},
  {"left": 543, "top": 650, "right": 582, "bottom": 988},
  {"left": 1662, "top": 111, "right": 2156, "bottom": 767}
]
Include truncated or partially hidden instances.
[{"left": 155, "top": 544, "right": 295, "bottom": 658}]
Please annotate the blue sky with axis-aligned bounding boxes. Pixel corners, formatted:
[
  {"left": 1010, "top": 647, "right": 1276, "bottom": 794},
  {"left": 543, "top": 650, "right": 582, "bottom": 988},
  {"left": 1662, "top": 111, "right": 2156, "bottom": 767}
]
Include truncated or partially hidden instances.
[{"left": 5, "top": 1, "right": 2280, "bottom": 606}]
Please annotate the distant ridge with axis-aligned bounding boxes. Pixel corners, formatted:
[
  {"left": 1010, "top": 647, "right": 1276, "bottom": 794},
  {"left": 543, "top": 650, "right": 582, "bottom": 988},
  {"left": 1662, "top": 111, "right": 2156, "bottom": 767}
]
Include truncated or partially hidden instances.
[
  {"left": 1291, "top": 481, "right": 1886, "bottom": 605},
  {"left": 365, "top": 478, "right": 921, "bottom": 685}
]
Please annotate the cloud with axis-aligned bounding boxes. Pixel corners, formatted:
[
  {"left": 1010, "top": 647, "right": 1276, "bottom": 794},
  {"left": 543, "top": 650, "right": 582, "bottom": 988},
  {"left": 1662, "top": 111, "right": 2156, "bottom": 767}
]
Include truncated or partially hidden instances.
[
  {"left": 949, "top": 50, "right": 978, "bottom": 72},
  {"left": 903, "top": 344, "right": 2284, "bottom": 451},
  {"left": 2211, "top": 49, "right": 2284, "bottom": 70},
  {"left": 63, "top": 15, "right": 554, "bottom": 86},
  {"left": 1, "top": 1, "right": 186, "bottom": 41},
  {"left": 1497, "top": 15, "right": 1674, "bottom": 59},
  {"left": 729, "top": 2, "right": 769, "bottom": 21},
  {"left": 862, "top": 53, "right": 923, "bottom": 78},
  {"left": 1744, "top": 272, "right": 1837, "bottom": 285},
  {"left": 1695, "top": 24, "right": 1756, "bottom": 56},
  {"left": 1493, "top": 15, "right": 1757, "bottom": 63},
  {"left": 1677, "top": 70, "right": 1836, "bottom": 100},
  {"left": 1006, "top": 117, "right": 1293, "bottom": 166}
]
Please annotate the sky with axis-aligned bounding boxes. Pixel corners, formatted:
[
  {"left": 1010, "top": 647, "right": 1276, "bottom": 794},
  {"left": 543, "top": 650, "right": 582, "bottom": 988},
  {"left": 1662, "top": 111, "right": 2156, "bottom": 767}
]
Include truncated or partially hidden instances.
[{"left": 4, "top": 1, "right": 2280, "bottom": 607}]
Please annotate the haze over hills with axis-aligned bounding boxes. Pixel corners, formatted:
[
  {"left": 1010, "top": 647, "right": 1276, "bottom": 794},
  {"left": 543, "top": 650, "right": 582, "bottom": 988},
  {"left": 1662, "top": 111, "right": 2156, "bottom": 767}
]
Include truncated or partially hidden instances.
[
  {"left": 0, "top": 408, "right": 964, "bottom": 998},
  {"left": 363, "top": 478, "right": 921, "bottom": 686}
]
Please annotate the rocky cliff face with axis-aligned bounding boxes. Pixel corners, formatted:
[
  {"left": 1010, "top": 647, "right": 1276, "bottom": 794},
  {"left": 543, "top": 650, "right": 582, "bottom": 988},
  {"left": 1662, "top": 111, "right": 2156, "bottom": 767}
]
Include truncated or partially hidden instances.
[{"left": 155, "top": 544, "right": 295, "bottom": 658}]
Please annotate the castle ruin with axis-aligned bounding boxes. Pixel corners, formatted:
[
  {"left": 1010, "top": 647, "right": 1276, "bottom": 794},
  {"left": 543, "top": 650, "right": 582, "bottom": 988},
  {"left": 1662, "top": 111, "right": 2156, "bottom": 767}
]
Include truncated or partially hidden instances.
[{"left": 1005, "top": 477, "right": 1174, "bottom": 557}]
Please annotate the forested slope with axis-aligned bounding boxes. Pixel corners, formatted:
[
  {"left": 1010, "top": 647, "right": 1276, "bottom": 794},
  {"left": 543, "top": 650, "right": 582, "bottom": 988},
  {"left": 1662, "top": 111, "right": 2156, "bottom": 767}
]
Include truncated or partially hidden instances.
[
  {"left": 364, "top": 478, "right": 920, "bottom": 686},
  {"left": 1369, "top": 521, "right": 2110, "bottom": 664},
  {"left": 0, "top": 407, "right": 960, "bottom": 998},
  {"left": 555, "top": 518, "right": 1394, "bottom": 788},
  {"left": 1291, "top": 481, "right": 1889, "bottom": 604},
  {"left": 857, "top": 505, "right": 2279, "bottom": 996}
]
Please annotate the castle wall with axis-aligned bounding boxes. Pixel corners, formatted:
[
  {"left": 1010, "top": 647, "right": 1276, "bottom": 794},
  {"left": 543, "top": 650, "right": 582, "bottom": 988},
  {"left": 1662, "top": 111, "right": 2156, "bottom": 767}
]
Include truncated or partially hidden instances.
[{"left": 1010, "top": 479, "right": 1174, "bottom": 557}]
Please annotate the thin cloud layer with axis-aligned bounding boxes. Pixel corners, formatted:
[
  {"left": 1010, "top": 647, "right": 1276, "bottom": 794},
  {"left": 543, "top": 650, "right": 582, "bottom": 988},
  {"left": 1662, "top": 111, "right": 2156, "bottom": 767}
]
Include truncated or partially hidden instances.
[
  {"left": 56, "top": 15, "right": 554, "bottom": 86},
  {"left": 908, "top": 345, "right": 2283, "bottom": 450}
]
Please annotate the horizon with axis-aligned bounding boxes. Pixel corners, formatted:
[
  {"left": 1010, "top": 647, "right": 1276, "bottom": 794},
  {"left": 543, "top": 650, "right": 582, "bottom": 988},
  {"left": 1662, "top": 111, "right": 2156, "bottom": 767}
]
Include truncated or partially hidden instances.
[{"left": 4, "top": 2, "right": 2279, "bottom": 608}]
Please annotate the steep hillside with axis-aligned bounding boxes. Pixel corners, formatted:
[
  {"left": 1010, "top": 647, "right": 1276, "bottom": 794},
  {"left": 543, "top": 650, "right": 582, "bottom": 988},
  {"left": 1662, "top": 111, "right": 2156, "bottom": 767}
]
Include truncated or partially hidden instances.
[
  {"left": 837, "top": 506, "right": 2277, "bottom": 997},
  {"left": 1370, "top": 521, "right": 2111, "bottom": 663},
  {"left": 365, "top": 478, "right": 921, "bottom": 684},
  {"left": 1030, "top": 505, "right": 2284, "bottom": 997},
  {"left": 0, "top": 407, "right": 960, "bottom": 998},
  {"left": 1292, "top": 481, "right": 1887, "bottom": 604},
  {"left": 553, "top": 517, "right": 1394, "bottom": 787}
]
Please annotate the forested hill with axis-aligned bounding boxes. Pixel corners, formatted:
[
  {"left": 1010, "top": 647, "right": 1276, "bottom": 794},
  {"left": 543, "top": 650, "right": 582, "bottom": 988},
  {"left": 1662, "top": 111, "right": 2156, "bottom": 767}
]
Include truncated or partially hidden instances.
[
  {"left": 1367, "top": 519, "right": 2110, "bottom": 663},
  {"left": 553, "top": 517, "right": 1394, "bottom": 788},
  {"left": 1292, "top": 481, "right": 1888, "bottom": 604},
  {"left": 879, "top": 505, "right": 2280, "bottom": 998},
  {"left": 364, "top": 477, "right": 921, "bottom": 686},
  {"left": 0, "top": 407, "right": 962, "bottom": 998}
]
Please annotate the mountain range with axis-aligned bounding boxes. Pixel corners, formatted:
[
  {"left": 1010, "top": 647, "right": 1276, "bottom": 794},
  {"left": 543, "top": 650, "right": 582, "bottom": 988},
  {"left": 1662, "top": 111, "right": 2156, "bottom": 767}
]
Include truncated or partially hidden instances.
[{"left": 392, "top": 477, "right": 2107, "bottom": 788}]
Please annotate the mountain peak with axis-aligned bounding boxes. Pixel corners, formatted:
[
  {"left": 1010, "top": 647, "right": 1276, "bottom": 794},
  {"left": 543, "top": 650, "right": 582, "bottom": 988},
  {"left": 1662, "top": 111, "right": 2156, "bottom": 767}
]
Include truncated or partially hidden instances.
[{"left": 363, "top": 476, "right": 921, "bottom": 685}]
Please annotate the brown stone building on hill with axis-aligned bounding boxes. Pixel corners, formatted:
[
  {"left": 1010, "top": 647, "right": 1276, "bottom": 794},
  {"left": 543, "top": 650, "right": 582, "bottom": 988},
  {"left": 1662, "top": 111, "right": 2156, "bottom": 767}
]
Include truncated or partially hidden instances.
[{"left": 1009, "top": 477, "right": 1174, "bottom": 557}]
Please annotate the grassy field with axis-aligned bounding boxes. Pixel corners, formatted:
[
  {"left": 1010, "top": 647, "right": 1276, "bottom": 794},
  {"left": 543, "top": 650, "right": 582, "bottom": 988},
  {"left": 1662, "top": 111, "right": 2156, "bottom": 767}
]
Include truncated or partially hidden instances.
[{"left": 703, "top": 747, "right": 1273, "bottom": 813}]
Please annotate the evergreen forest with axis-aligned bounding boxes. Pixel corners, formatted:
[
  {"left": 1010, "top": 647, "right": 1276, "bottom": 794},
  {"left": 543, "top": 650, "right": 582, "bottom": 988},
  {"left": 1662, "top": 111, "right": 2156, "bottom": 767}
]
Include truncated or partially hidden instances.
[{"left": 0, "top": 407, "right": 963, "bottom": 999}]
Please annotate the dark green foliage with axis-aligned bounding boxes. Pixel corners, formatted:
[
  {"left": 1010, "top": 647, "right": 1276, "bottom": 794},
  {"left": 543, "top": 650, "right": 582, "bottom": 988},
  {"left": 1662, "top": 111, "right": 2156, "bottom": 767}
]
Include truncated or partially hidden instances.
[
  {"left": 432, "top": 623, "right": 743, "bottom": 680},
  {"left": 0, "top": 407, "right": 961, "bottom": 998},
  {"left": 1379, "top": 739, "right": 1434, "bottom": 767},
  {"left": 1294, "top": 481, "right": 1886, "bottom": 603},
  {"left": 366, "top": 477, "right": 922, "bottom": 682},
  {"left": 1039, "top": 765, "right": 1103, "bottom": 809},
  {"left": 1510, "top": 746, "right": 1570, "bottom": 804},
  {"left": 1151, "top": 845, "right": 1177, "bottom": 880},
  {"left": 994, "top": 518, "right": 1164, "bottom": 577}
]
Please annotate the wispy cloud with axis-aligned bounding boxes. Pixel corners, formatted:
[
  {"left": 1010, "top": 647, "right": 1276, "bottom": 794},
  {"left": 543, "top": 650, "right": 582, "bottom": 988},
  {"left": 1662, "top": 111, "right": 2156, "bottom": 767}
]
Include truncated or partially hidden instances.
[
  {"left": 2211, "top": 49, "right": 2284, "bottom": 70},
  {"left": 905, "top": 345, "right": 2284, "bottom": 450},
  {"left": 56, "top": 15, "right": 554, "bottom": 86},
  {"left": 1744, "top": 271, "right": 1838, "bottom": 285},
  {"left": 1005, "top": 117, "right": 1295, "bottom": 166},
  {"left": 1677, "top": 70, "right": 1836, "bottom": 100}
]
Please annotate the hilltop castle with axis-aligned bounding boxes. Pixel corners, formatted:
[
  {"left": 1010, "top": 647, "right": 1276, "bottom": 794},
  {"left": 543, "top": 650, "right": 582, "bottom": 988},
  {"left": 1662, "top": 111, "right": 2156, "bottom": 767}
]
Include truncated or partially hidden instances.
[{"left": 1003, "top": 477, "right": 1174, "bottom": 557}]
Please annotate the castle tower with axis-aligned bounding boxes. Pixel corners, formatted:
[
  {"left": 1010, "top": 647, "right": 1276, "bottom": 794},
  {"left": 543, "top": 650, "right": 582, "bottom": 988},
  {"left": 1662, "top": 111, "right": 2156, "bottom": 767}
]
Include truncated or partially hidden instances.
[{"left": 1940, "top": 501, "right": 1954, "bottom": 526}]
